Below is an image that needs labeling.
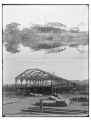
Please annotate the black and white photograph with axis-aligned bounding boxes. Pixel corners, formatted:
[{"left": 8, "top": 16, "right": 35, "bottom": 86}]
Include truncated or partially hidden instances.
[{"left": 2, "top": 4, "right": 89, "bottom": 117}]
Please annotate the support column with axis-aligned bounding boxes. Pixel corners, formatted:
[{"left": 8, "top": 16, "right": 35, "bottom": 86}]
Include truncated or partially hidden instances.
[
  {"left": 35, "top": 80, "right": 37, "bottom": 85},
  {"left": 26, "top": 80, "right": 27, "bottom": 87},
  {"left": 51, "top": 78, "right": 53, "bottom": 95},
  {"left": 33, "top": 80, "right": 34, "bottom": 85},
  {"left": 30, "top": 81, "right": 31, "bottom": 86},
  {"left": 21, "top": 80, "right": 22, "bottom": 86},
  {"left": 42, "top": 79, "right": 45, "bottom": 95},
  {"left": 15, "top": 79, "right": 17, "bottom": 93},
  {"left": 38, "top": 80, "right": 39, "bottom": 86}
]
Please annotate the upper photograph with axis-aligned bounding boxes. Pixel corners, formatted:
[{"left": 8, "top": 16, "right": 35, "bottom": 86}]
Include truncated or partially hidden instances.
[{"left": 2, "top": 5, "right": 89, "bottom": 117}]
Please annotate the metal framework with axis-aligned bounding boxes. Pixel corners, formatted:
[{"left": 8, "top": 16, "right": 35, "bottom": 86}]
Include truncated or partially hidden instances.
[{"left": 15, "top": 68, "right": 74, "bottom": 88}]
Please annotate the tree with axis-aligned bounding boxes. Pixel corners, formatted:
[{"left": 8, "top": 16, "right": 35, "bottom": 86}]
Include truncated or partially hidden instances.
[
  {"left": 20, "top": 28, "right": 32, "bottom": 47},
  {"left": 3, "top": 22, "right": 21, "bottom": 53}
]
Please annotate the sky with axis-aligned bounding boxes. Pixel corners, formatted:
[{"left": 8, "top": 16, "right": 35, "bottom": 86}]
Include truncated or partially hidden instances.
[
  {"left": 3, "top": 45, "right": 88, "bottom": 84},
  {"left": 3, "top": 5, "right": 88, "bottom": 29}
]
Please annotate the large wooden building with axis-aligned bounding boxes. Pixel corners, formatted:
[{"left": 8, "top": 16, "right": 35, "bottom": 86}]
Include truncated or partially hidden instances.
[
  {"left": 15, "top": 68, "right": 76, "bottom": 96},
  {"left": 46, "top": 22, "right": 67, "bottom": 30}
]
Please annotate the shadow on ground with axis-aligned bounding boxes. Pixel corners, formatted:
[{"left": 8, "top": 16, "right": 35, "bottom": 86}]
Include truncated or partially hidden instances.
[{"left": 21, "top": 106, "right": 88, "bottom": 115}]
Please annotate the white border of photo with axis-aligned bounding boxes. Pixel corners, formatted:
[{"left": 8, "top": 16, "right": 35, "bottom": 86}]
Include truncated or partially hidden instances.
[{"left": 0, "top": 0, "right": 91, "bottom": 120}]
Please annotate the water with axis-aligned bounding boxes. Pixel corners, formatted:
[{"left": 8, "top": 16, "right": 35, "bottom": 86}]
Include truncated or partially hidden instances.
[{"left": 3, "top": 44, "right": 88, "bottom": 84}]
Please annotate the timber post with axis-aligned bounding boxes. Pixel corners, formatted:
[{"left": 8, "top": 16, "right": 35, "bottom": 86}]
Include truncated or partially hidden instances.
[{"left": 40, "top": 99, "right": 43, "bottom": 113}]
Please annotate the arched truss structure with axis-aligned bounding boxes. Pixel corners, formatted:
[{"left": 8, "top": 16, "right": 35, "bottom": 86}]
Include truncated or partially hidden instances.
[{"left": 15, "top": 68, "right": 76, "bottom": 88}]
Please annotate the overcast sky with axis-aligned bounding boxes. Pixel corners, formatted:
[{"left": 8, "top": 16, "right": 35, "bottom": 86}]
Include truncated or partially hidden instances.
[
  {"left": 3, "top": 5, "right": 88, "bottom": 29},
  {"left": 3, "top": 45, "right": 88, "bottom": 84}
]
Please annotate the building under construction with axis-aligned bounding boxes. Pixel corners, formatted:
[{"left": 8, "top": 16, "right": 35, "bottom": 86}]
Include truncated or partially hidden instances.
[{"left": 15, "top": 68, "right": 77, "bottom": 96}]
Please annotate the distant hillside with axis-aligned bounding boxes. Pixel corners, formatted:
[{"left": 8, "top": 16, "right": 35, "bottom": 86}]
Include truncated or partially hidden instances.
[{"left": 71, "top": 79, "right": 88, "bottom": 85}]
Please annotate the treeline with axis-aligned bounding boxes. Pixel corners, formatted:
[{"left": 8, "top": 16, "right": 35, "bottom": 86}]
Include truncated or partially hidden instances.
[
  {"left": 3, "top": 84, "right": 16, "bottom": 93},
  {"left": 3, "top": 22, "right": 88, "bottom": 53}
]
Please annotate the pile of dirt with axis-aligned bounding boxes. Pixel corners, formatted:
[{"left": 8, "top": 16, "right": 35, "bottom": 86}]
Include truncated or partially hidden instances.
[{"left": 35, "top": 95, "right": 70, "bottom": 107}]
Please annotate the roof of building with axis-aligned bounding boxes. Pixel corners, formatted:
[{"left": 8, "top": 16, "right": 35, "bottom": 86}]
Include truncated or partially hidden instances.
[
  {"left": 70, "top": 27, "right": 80, "bottom": 30},
  {"left": 47, "top": 22, "right": 66, "bottom": 27},
  {"left": 15, "top": 68, "right": 73, "bottom": 86}
]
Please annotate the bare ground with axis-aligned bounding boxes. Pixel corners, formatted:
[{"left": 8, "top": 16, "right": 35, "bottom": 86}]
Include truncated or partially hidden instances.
[{"left": 2, "top": 93, "right": 89, "bottom": 117}]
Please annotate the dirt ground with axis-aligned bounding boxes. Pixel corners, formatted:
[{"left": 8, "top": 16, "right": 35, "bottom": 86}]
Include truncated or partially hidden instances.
[{"left": 2, "top": 93, "right": 89, "bottom": 117}]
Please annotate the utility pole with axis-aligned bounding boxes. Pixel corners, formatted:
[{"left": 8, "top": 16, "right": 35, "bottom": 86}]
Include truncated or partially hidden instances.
[
  {"left": 40, "top": 99, "right": 43, "bottom": 113},
  {"left": 51, "top": 71, "right": 55, "bottom": 95}
]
